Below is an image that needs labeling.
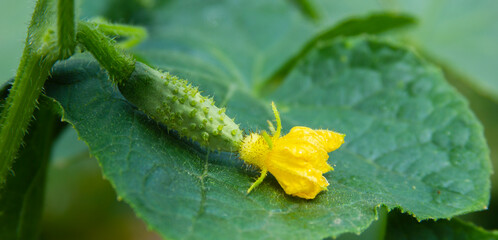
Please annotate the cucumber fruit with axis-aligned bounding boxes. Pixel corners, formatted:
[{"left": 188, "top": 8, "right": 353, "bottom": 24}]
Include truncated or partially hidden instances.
[{"left": 119, "top": 62, "right": 243, "bottom": 152}]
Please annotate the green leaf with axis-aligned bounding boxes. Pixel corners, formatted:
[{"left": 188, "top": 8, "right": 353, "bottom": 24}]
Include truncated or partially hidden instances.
[
  {"left": 136, "top": 0, "right": 316, "bottom": 89},
  {"left": 82, "top": 0, "right": 414, "bottom": 95},
  {"left": 269, "top": 36, "right": 491, "bottom": 220},
  {"left": 0, "top": 96, "right": 62, "bottom": 240},
  {"left": 442, "top": 61, "right": 498, "bottom": 230},
  {"left": 261, "top": 12, "right": 416, "bottom": 95},
  {"left": 386, "top": 211, "right": 498, "bottom": 240},
  {"left": 396, "top": 0, "right": 498, "bottom": 103},
  {"left": 44, "top": 35, "right": 490, "bottom": 239},
  {"left": 311, "top": 0, "right": 498, "bottom": 103},
  {"left": 335, "top": 207, "right": 388, "bottom": 240}
]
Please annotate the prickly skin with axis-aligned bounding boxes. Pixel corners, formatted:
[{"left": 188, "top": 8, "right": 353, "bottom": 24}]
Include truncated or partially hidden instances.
[{"left": 118, "top": 62, "right": 243, "bottom": 152}]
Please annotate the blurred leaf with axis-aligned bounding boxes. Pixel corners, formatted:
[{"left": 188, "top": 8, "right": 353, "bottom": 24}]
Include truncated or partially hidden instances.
[
  {"left": 132, "top": 1, "right": 412, "bottom": 93},
  {"left": 288, "top": 0, "right": 320, "bottom": 21},
  {"left": 262, "top": 12, "right": 416, "bottom": 95},
  {"left": 386, "top": 211, "right": 498, "bottom": 240},
  {"left": 135, "top": 0, "right": 317, "bottom": 89},
  {"left": 45, "top": 35, "right": 490, "bottom": 239},
  {"left": 312, "top": 0, "right": 498, "bottom": 103},
  {"left": 396, "top": 0, "right": 498, "bottom": 103},
  {"left": 0, "top": 96, "right": 62, "bottom": 240}
]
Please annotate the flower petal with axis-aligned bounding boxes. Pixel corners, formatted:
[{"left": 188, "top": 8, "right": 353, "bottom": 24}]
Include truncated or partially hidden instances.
[
  {"left": 268, "top": 159, "right": 329, "bottom": 199},
  {"left": 272, "top": 141, "right": 332, "bottom": 173},
  {"left": 314, "top": 129, "right": 345, "bottom": 152}
]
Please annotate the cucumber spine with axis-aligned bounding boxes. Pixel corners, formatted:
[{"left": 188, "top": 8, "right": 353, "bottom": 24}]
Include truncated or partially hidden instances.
[{"left": 119, "top": 62, "right": 243, "bottom": 152}]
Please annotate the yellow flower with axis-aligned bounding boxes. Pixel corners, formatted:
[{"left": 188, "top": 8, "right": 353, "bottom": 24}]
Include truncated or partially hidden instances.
[{"left": 239, "top": 102, "right": 345, "bottom": 199}]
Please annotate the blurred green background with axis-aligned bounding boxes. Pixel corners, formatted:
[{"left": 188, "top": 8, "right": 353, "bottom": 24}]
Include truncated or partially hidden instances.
[
  {"left": 0, "top": 0, "right": 497, "bottom": 239},
  {"left": 0, "top": 0, "right": 32, "bottom": 84}
]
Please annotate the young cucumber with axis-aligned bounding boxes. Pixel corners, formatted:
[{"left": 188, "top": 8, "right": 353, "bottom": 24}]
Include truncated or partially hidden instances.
[{"left": 119, "top": 62, "right": 243, "bottom": 152}]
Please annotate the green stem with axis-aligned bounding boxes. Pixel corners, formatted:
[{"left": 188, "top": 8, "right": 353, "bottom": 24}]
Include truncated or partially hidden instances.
[
  {"left": 0, "top": 53, "right": 56, "bottom": 184},
  {"left": 89, "top": 17, "right": 147, "bottom": 49},
  {"left": 57, "top": 0, "right": 76, "bottom": 59},
  {"left": 0, "top": 0, "right": 54, "bottom": 184},
  {"left": 0, "top": 0, "right": 76, "bottom": 184},
  {"left": 76, "top": 21, "right": 136, "bottom": 84}
]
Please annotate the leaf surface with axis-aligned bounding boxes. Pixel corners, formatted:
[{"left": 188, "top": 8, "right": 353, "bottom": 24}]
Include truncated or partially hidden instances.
[
  {"left": 386, "top": 211, "right": 498, "bottom": 240},
  {"left": 397, "top": 0, "right": 498, "bottom": 102},
  {"left": 45, "top": 35, "right": 490, "bottom": 239},
  {"left": 312, "top": 0, "right": 498, "bottom": 102}
]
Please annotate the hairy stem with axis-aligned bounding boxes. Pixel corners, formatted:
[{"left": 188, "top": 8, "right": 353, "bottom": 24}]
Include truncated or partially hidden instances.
[
  {"left": 76, "top": 21, "right": 136, "bottom": 83},
  {"left": 89, "top": 18, "right": 147, "bottom": 49},
  {"left": 0, "top": 0, "right": 57, "bottom": 184},
  {"left": 0, "top": 0, "right": 75, "bottom": 184},
  {"left": 57, "top": 0, "right": 76, "bottom": 59},
  {"left": 0, "top": 53, "right": 56, "bottom": 184}
]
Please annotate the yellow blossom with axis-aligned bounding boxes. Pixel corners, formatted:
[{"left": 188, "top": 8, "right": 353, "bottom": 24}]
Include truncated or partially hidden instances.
[{"left": 239, "top": 102, "right": 345, "bottom": 199}]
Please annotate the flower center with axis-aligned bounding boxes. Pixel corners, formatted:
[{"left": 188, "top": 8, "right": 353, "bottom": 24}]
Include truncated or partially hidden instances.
[{"left": 239, "top": 133, "right": 270, "bottom": 168}]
